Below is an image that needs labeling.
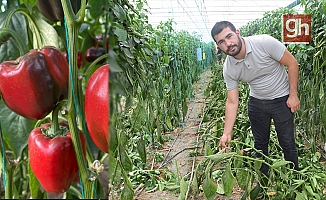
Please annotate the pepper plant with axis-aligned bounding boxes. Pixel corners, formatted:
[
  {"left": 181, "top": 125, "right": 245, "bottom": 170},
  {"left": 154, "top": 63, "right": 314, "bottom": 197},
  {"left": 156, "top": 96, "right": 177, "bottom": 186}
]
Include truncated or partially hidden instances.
[{"left": 0, "top": 0, "right": 108, "bottom": 199}]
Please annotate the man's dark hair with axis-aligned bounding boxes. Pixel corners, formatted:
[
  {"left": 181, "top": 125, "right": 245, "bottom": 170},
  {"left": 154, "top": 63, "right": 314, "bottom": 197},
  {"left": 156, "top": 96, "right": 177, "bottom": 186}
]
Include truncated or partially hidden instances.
[{"left": 211, "top": 21, "right": 236, "bottom": 42}]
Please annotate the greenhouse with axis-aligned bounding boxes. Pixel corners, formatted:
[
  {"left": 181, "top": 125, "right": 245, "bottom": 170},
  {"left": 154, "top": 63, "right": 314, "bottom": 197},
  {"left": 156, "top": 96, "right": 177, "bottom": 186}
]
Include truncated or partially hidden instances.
[{"left": 0, "top": 0, "right": 326, "bottom": 199}]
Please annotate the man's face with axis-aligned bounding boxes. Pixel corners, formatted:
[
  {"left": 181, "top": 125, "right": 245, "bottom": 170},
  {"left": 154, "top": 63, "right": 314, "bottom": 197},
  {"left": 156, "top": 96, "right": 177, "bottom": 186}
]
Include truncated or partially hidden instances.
[{"left": 213, "top": 27, "right": 242, "bottom": 57}]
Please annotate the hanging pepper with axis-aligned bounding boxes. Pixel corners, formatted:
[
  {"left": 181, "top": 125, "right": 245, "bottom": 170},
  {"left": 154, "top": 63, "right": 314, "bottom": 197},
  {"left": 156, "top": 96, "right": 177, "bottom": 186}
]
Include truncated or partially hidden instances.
[
  {"left": 28, "top": 121, "right": 86, "bottom": 194},
  {"left": 0, "top": 46, "right": 69, "bottom": 120},
  {"left": 84, "top": 46, "right": 106, "bottom": 63},
  {"left": 36, "top": 0, "right": 82, "bottom": 22},
  {"left": 85, "top": 64, "right": 109, "bottom": 153}
]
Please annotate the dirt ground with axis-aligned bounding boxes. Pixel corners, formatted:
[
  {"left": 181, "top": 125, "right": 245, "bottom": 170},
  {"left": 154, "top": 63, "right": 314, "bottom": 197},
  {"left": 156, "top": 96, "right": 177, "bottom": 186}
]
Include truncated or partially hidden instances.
[{"left": 134, "top": 69, "right": 243, "bottom": 200}]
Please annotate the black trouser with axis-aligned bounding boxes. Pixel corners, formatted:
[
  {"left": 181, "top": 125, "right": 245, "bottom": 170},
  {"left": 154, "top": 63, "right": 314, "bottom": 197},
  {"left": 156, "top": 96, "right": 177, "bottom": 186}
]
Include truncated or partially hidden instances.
[{"left": 248, "top": 95, "right": 299, "bottom": 176}]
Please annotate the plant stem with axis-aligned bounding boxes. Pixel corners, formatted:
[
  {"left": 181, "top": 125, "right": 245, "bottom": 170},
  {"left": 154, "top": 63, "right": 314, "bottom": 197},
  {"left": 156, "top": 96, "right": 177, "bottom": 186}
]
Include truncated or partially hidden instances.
[
  {"left": 5, "top": 166, "right": 13, "bottom": 199},
  {"left": 61, "top": 0, "right": 93, "bottom": 198},
  {"left": 5, "top": 8, "right": 43, "bottom": 49},
  {"left": 49, "top": 103, "right": 61, "bottom": 137},
  {"left": 108, "top": 156, "right": 119, "bottom": 198},
  {"left": 0, "top": 28, "right": 29, "bottom": 56}
]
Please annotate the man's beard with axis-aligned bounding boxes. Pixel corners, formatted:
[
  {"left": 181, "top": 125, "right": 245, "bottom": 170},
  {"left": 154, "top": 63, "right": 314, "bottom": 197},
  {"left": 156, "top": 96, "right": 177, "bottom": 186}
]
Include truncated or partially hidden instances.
[{"left": 224, "top": 35, "right": 242, "bottom": 57}]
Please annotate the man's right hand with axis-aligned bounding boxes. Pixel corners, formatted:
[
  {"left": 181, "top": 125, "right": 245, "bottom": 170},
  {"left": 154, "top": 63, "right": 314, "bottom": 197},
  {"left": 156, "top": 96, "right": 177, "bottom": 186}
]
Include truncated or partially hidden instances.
[{"left": 219, "top": 133, "right": 231, "bottom": 152}]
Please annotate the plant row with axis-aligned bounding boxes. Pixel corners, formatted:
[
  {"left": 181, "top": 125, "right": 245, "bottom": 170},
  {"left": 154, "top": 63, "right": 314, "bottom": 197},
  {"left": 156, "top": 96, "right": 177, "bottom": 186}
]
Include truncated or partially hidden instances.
[{"left": 108, "top": 0, "right": 218, "bottom": 198}]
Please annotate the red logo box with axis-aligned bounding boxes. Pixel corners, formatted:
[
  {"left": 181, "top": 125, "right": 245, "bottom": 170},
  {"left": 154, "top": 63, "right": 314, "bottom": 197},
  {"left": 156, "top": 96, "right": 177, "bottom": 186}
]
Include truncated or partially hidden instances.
[{"left": 282, "top": 14, "right": 312, "bottom": 43}]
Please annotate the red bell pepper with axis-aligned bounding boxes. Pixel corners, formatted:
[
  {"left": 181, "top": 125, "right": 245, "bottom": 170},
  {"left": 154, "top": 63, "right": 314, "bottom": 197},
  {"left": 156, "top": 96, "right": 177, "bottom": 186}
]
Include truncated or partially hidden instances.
[
  {"left": 85, "top": 64, "right": 109, "bottom": 153},
  {"left": 0, "top": 46, "right": 69, "bottom": 120},
  {"left": 28, "top": 121, "right": 86, "bottom": 194}
]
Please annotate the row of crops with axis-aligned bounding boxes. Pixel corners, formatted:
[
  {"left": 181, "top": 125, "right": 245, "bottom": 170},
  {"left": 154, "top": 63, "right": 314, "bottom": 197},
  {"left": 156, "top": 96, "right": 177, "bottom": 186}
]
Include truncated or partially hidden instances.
[
  {"left": 108, "top": 0, "right": 217, "bottom": 198},
  {"left": 109, "top": 0, "right": 326, "bottom": 199}
]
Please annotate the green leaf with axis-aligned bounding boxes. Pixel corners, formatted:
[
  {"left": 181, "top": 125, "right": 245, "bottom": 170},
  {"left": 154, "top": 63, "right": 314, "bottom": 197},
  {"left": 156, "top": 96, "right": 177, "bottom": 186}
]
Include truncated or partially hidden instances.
[
  {"left": 28, "top": 160, "right": 40, "bottom": 198},
  {"left": 120, "top": 182, "right": 134, "bottom": 200},
  {"left": 291, "top": 179, "right": 305, "bottom": 190},
  {"left": 241, "top": 191, "right": 248, "bottom": 200},
  {"left": 133, "top": 36, "right": 141, "bottom": 44},
  {"left": 205, "top": 143, "right": 213, "bottom": 156},
  {"left": 112, "top": 4, "right": 126, "bottom": 22},
  {"left": 164, "top": 55, "right": 170, "bottom": 64},
  {"left": 0, "top": 100, "right": 36, "bottom": 158},
  {"left": 143, "top": 47, "right": 152, "bottom": 55},
  {"left": 156, "top": 120, "right": 164, "bottom": 144},
  {"left": 311, "top": 176, "right": 320, "bottom": 191},
  {"left": 206, "top": 151, "right": 237, "bottom": 163},
  {"left": 108, "top": 151, "right": 118, "bottom": 180},
  {"left": 222, "top": 164, "right": 236, "bottom": 196},
  {"left": 165, "top": 117, "right": 173, "bottom": 130},
  {"left": 120, "top": 162, "right": 134, "bottom": 200},
  {"left": 88, "top": 0, "right": 107, "bottom": 19},
  {"left": 182, "top": 100, "right": 188, "bottom": 120},
  {"left": 250, "top": 184, "right": 261, "bottom": 200},
  {"left": 0, "top": 9, "right": 28, "bottom": 62},
  {"left": 216, "top": 182, "right": 224, "bottom": 195},
  {"left": 119, "top": 145, "right": 133, "bottom": 172},
  {"left": 236, "top": 169, "right": 250, "bottom": 190},
  {"left": 131, "top": 103, "right": 146, "bottom": 130},
  {"left": 120, "top": 131, "right": 128, "bottom": 146},
  {"left": 271, "top": 160, "right": 291, "bottom": 168},
  {"left": 233, "top": 156, "right": 243, "bottom": 169},
  {"left": 304, "top": 185, "right": 316, "bottom": 197},
  {"left": 109, "top": 117, "right": 118, "bottom": 152},
  {"left": 114, "top": 27, "right": 128, "bottom": 42},
  {"left": 178, "top": 177, "right": 188, "bottom": 200},
  {"left": 191, "top": 170, "right": 199, "bottom": 194},
  {"left": 136, "top": 136, "right": 146, "bottom": 163},
  {"left": 121, "top": 46, "right": 134, "bottom": 59},
  {"left": 21, "top": 0, "right": 38, "bottom": 12},
  {"left": 295, "top": 191, "right": 308, "bottom": 200},
  {"left": 253, "top": 158, "right": 263, "bottom": 171},
  {"left": 202, "top": 175, "right": 217, "bottom": 200},
  {"left": 30, "top": 10, "right": 59, "bottom": 48},
  {"left": 108, "top": 50, "right": 123, "bottom": 72}
]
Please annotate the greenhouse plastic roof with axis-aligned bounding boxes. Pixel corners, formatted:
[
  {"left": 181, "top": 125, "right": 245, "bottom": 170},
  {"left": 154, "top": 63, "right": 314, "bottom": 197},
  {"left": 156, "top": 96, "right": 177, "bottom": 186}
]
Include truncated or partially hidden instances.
[{"left": 145, "top": 0, "right": 304, "bottom": 42}]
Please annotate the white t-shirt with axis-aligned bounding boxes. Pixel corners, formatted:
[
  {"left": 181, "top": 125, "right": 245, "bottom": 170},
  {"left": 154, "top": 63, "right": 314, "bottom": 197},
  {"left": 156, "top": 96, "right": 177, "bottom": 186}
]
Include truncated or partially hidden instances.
[{"left": 223, "top": 34, "right": 288, "bottom": 100}]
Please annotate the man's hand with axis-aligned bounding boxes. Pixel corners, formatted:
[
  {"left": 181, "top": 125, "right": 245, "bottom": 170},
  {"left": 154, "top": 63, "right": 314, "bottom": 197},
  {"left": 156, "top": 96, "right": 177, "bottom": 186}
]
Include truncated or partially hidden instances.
[
  {"left": 219, "top": 133, "right": 232, "bottom": 152},
  {"left": 286, "top": 95, "right": 300, "bottom": 113}
]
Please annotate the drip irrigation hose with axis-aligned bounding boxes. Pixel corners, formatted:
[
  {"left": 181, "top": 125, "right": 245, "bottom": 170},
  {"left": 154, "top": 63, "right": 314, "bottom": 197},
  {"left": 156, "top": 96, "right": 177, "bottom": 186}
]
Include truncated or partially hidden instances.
[{"left": 159, "top": 147, "right": 200, "bottom": 169}]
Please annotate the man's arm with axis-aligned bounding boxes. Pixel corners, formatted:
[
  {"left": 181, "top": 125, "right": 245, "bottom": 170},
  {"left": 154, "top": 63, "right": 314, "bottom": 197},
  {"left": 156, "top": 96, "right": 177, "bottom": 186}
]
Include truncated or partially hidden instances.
[
  {"left": 279, "top": 49, "right": 300, "bottom": 113},
  {"left": 219, "top": 87, "right": 239, "bottom": 152}
]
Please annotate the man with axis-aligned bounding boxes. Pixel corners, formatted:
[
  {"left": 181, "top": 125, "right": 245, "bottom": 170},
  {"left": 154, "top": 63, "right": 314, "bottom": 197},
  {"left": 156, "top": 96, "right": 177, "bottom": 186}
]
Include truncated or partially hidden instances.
[{"left": 211, "top": 21, "right": 300, "bottom": 176}]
